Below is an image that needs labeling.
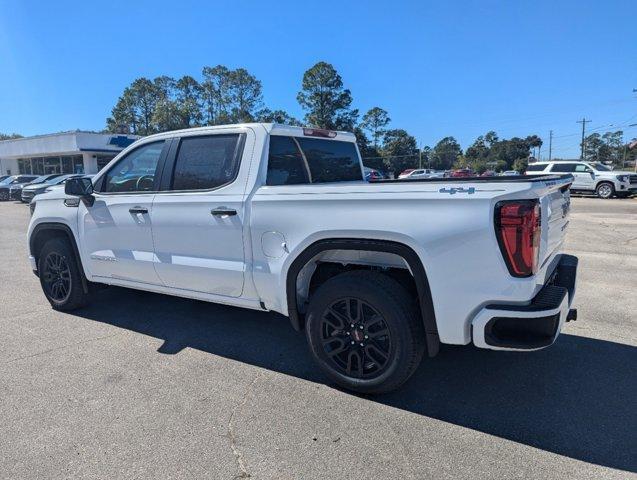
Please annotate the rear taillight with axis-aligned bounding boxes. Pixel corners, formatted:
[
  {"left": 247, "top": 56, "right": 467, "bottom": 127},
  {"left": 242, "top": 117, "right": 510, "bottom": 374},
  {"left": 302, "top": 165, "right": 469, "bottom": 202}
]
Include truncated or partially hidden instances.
[{"left": 495, "top": 200, "right": 541, "bottom": 277}]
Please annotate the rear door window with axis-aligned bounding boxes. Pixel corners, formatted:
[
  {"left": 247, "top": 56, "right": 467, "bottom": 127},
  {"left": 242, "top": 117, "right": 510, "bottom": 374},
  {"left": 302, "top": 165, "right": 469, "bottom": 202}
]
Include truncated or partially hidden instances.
[
  {"left": 171, "top": 134, "right": 243, "bottom": 191},
  {"left": 266, "top": 136, "right": 362, "bottom": 185}
]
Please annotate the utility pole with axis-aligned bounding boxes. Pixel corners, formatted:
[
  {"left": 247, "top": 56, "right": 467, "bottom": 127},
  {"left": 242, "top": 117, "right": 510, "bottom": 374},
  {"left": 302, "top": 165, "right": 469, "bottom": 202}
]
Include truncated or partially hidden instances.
[
  {"left": 576, "top": 118, "right": 592, "bottom": 159},
  {"left": 629, "top": 122, "right": 637, "bottom": 172},
  {"left": 548, "top": 130, "right": 553, "bottom": 161}
]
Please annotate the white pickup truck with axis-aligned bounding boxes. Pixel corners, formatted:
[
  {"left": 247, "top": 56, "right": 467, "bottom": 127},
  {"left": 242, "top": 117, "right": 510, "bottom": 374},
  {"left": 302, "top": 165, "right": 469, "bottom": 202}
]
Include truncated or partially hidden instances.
[
  {"left": 27, "top": 123, "right": 578, "bottom": 393},
  {"left": 525, "top": 160, "right": 637, "bottom": 199}
]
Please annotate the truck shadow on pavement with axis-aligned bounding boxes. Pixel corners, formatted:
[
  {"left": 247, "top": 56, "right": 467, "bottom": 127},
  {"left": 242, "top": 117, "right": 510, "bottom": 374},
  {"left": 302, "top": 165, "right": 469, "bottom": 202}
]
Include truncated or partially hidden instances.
[{"left": 78, "top": 287, "right": 636, "bottom": 473}]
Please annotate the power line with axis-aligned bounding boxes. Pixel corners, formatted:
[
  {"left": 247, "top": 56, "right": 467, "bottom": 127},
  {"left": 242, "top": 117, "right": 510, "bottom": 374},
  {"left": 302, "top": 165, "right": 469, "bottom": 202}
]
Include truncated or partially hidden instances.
[
  {"left": 576, "top": 118, "right": 592, "bottom": 159},
  {"left": 549, "top": 130, "right": 553, "bottom": 161}
]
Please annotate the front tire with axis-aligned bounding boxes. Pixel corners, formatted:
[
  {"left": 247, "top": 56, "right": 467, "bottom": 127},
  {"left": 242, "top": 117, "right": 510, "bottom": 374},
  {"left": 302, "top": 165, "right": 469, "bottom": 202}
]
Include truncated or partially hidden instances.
[
  {"left": 596, "top": 182, "right": 615, "bottom": 199},
  {"left": 305, "top": 270, "right": 425, "bottom": 394},
  {"left": 38, "top": 237, "right": 91, "bottom": 311}
]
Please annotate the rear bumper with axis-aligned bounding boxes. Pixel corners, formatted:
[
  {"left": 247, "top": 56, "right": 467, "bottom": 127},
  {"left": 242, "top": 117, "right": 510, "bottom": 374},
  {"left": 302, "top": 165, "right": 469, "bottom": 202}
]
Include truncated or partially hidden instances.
[{"left": 472, "top": 254, "right": 578, "bottom": 351}]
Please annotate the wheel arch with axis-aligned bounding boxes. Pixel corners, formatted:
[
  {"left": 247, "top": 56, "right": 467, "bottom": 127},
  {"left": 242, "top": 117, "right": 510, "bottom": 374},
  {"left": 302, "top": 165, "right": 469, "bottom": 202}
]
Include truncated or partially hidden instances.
[
  {"left": 30, "top": 222, "right": 89, "bottom": 293},
  {"left": 285, "top": 238, "right": 440, "bottom": 357}
]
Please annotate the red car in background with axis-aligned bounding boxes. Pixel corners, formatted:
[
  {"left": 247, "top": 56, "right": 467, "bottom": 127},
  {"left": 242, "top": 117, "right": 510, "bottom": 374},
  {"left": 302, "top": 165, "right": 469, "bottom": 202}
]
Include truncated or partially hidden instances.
[{"left": 450, "top": 169, "right": 475, "bottom": 178}]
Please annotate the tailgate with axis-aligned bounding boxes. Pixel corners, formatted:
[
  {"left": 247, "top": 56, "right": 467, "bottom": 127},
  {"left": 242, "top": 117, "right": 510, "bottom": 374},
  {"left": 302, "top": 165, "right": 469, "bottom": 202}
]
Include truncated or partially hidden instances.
[{"left": 540, "top": 179, "right": 572, "bottom": 266}]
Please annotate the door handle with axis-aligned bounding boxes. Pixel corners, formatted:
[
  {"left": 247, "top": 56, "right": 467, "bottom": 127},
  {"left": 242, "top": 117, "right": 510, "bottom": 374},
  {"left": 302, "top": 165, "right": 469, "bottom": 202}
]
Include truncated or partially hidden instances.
[
  {"left": 129, "top": 206, "right": 148, "bottom": 214},
  {"left": 211, "top": 207, "right": 237, "bottom": 216}
]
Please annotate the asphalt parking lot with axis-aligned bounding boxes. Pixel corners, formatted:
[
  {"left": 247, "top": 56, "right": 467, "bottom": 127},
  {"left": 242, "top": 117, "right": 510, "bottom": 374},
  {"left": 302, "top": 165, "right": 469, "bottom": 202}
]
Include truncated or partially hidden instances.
[{"left": 1, "top": 197, "right": 635, "bottom": 479}]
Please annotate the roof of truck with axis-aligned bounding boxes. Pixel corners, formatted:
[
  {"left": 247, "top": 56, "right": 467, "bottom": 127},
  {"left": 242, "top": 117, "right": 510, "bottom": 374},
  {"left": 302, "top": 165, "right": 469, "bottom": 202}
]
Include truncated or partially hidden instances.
[{"left": 137, "top": 123, "right": 357, "bottom": 143}]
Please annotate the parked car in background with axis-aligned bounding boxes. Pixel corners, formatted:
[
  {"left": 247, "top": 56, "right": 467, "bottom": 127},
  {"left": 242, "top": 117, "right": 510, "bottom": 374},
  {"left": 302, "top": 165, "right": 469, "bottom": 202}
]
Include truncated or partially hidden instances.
[
  {"left": 398, "top": 168, "right": 415, "bottom": 178},
  {"left": 501, "top": 170, "right": 520, "bottom": 176},
  {"left": 480, "top": 170, "right": 496, "bottom": 177},
  {"left": 27, "top": 123, "right": 578, "bottom": 394},
  {"left": 450, "top": 169, "right": 474, "bottom": 178},
  {"left": 525, "top": 160, "right": 637, "bottom": 198},
  {"left": 364, "top": 167, "right": 383, "bottom": 181},
  {"left": 8, "top": 174, "right": 62, "bottom": 200},
  {"left": 399, "top": 168, "right": 439, "bottom": 180},
  {"left": 0, "top": 175, "right": 39, "bottom": 200},
  {"left": 21, "top": 174, "right": 83, "bottom": 203}
]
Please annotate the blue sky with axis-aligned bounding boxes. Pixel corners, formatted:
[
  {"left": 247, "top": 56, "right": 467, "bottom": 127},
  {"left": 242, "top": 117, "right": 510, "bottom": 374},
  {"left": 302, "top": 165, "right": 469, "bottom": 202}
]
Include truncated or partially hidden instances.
[{"left": 1, "top": 0, "right": 635, "bottom": 158}]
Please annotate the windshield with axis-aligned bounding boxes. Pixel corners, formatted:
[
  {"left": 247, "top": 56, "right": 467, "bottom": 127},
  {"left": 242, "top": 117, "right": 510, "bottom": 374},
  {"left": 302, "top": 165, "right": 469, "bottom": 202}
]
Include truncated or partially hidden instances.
[
  {"left": 28, "top": 175, "right": 52, "bottom": 185},
  {"left": 589, "top": 162, "right": 612, "bottom": 171},
  {"left": 45, "top": 175, "right": 72, "bottom": 185},
  {"left": 0, "top": 177, "right": 15, "bottom": 186}
]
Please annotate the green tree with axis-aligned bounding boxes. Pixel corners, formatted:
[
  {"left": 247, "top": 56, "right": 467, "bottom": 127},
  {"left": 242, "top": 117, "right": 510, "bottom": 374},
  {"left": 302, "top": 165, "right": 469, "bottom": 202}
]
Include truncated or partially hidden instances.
[
  {"left": 353, "top": 126, "right": 381, "bottom": 168},
  {"left": 132, "top": 77, "right": 162, "bottom": 135},
  {"left": 583, "top": 131, "right": 624, "bottom": 166},
  {"left": 201, "top": 65, "right": 232, "bottom": 125},
  {"left": 227, "top": 68, "right": 263, "bottom": 122},
  {"left": 420, "top": 145, "right": 432, "bottom": 168},
  {"left": 0, "top": 133, "right": 23, "bottom": 140},
  {"left": 175, "top": 75, "right": 203, "bottom": 128},
  {"left": 361, "top": 107, "right": 390, "bottom": 148},
  {"left": 488, "top": 135, "right": 539, "bottom": 170},
  {"left": 463, "top": 131, "right": 542, "bottom": 172},
  {"left": 297, "top": 61, "right": 358, "bottom": 130},
  {"left": 431, "top": 136, "right": 462, "bottom": 170},
  {"left": 465, "top": 135, "right": 489, "bottom": 161},
  {"left": 152, "top": 76, "right": 184, "bottom": 132},
  {"left": 484, "top": 130, "right": 498, "bottom": 145},
  {"left": 200, "top": 66, "right": 263, "bottom": 124},
  {"left": 381, "top": 129, "right": 419, "bottom": 174},
  {"left": 512, "top": 158, "right": 529, "bottom": 173},
  {"left": 256, "top": 108, "right": 302, "bottom": 125},
  {"left": 106, "top": 77, "right": 162, "bottom": 135}
]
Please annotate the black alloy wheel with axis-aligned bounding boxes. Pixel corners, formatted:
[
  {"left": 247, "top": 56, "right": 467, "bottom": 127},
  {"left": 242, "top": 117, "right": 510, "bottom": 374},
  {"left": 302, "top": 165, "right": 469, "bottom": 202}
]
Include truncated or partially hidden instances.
[
  {"left": 38, "top": 237, "right": 92, "bottom": 311},
  {"left": 319, "top": 297, "right": 392, "bottom": 379},
  {"left": 41, "top": 252, "right": 72, "bottom": 303},
  {"left": 305, "top": 270, "right": 426, "bottom": 394}
]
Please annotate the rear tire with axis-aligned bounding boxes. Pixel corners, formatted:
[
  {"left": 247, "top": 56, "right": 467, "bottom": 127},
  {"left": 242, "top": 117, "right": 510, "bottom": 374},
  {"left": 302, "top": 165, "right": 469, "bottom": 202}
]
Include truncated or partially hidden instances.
[
  {"left": 38, "top": 237, "right": 91, "bottom": 311},
  {"left": 596, "top": 182, "right": 614, "bottom": 199},
  {"left": 305, "top": 270, "right": 425, "bottom": 394}
]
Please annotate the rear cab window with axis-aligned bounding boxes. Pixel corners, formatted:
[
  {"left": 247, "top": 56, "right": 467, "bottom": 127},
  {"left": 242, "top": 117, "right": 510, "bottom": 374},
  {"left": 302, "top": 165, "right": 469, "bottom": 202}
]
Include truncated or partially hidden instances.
[{"left": 266, "top": 135, "right": 362, "bottom": 186}]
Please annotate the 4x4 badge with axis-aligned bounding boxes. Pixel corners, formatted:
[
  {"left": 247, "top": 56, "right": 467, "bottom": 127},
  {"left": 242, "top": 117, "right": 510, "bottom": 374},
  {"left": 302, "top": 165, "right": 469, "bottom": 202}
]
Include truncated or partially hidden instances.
[{"left": 439, "top": 187, "right": 476, "bottom": 195}]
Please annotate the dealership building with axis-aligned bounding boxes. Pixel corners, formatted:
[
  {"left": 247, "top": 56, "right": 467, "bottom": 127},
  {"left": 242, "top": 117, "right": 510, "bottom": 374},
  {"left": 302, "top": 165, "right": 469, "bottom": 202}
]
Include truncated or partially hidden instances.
[{"left": 0, "top": 131, "right": 140, "bottom": 177}]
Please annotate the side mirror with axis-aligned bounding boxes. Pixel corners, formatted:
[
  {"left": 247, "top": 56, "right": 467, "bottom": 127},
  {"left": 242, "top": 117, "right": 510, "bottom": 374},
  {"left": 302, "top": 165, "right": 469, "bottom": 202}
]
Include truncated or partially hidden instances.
[
  {"left": 65, "top": 177, "right": 93, "bottom": 196},
  {"left": 65, "top": 177, "right": 94, "bottom": 206}
]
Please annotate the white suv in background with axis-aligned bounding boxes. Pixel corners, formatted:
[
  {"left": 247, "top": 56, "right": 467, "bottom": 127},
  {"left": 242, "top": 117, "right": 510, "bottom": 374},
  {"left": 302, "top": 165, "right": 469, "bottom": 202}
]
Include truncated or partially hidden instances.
[{"left": 525, "top": 161, "right": 637, "bottom": 199}]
